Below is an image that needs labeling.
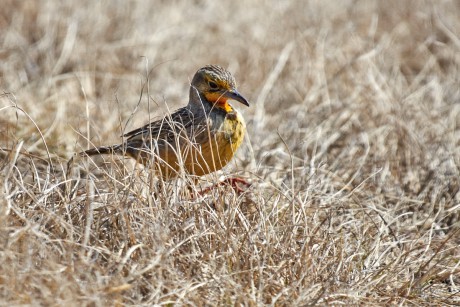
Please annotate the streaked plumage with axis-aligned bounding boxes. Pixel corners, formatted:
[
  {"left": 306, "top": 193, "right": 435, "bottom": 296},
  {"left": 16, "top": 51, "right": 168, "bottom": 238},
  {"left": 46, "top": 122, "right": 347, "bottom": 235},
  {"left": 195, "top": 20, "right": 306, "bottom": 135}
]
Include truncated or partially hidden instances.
[{"left": 81, "top": 65, "right": 249, "bottom": 179}]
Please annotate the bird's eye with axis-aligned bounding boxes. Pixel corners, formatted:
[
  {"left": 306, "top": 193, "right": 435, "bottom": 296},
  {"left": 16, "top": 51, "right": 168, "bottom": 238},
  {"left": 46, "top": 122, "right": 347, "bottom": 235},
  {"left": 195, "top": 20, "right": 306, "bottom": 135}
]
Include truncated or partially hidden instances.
[{"left": 208, "top": 81, "right": 218, "bottom": 90}]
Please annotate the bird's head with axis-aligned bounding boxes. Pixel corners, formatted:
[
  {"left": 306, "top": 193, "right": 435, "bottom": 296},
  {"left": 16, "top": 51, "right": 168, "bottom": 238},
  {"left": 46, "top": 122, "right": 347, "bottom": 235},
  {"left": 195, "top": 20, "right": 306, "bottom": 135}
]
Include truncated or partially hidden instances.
[{"left": 190, "top": 65, "right": 249, "bottom": 112}]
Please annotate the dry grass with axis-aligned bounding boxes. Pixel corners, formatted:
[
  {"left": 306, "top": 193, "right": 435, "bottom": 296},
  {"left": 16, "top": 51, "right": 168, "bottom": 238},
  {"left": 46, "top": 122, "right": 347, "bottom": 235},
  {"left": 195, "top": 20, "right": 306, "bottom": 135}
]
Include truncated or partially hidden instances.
[{"left": 1, "top": 0, "right": 460, "bottom": 305}]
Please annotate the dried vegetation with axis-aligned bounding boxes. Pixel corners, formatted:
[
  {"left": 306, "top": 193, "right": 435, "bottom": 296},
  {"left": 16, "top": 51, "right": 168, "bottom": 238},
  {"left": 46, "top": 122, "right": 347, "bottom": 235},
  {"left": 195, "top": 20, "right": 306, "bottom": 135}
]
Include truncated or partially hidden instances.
[{"left": 1, "top": 0, "right": 460, "bottom": 305}]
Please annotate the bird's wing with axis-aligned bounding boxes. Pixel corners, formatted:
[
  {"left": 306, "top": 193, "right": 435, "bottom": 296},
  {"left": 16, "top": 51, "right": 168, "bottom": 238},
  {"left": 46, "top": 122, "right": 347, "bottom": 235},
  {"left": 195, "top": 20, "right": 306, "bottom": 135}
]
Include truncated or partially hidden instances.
[{"left": 123, "top": 107, "right": 208, "bottom": 145}]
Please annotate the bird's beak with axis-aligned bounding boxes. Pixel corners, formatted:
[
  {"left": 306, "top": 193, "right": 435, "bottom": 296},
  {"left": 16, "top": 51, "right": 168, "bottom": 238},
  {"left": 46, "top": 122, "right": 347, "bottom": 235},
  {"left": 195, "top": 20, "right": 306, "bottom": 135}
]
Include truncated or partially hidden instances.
[{"left": 224, "top": 90, "right": 250, "bottom": 107}]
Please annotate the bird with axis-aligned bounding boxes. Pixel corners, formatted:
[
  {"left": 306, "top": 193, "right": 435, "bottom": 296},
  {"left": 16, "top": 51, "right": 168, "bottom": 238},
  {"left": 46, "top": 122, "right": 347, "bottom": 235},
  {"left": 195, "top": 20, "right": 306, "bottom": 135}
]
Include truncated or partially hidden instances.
[{"left": 80, "top": 65, "right": 249, "bottom": 180}]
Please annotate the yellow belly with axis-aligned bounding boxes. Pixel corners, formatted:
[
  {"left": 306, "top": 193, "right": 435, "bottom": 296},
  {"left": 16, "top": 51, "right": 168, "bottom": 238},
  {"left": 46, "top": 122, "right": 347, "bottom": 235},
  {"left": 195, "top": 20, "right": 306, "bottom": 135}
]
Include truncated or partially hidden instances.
[{"left": 156, "top": 111, "right": 246, "bottom": 178}]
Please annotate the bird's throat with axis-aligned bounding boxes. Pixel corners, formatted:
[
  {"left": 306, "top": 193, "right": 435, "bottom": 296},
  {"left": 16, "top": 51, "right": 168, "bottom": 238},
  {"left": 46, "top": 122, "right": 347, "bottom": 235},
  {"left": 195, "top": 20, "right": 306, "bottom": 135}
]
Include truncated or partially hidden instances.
[
  {"left": 215, "top": 100, "right": 233, "bottom": 113},
  {"left": 205, "top": 93, "right": 233, "bottom": 113}
]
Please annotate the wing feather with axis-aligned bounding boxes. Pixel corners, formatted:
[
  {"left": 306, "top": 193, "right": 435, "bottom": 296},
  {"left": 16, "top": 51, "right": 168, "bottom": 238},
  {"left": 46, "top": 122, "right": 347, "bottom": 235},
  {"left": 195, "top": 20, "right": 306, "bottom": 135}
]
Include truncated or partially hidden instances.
[{"left": 123, "top": 107, "right": 208, "bottom": 146}]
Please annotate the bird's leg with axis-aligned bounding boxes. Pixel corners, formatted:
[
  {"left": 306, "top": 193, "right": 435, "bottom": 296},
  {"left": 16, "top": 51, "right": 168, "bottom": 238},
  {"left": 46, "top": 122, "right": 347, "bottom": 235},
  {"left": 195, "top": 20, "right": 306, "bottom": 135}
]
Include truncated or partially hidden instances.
[{"left": 198, "top": 176, "right": 251, "bottom": 195}]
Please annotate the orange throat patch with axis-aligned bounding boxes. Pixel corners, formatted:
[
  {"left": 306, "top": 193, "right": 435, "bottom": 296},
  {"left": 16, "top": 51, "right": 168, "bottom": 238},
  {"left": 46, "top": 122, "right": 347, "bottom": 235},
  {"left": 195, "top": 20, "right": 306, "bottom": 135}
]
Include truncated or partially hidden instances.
[{"left": 205, "top": 92, "right": 233, "bottom": 112}]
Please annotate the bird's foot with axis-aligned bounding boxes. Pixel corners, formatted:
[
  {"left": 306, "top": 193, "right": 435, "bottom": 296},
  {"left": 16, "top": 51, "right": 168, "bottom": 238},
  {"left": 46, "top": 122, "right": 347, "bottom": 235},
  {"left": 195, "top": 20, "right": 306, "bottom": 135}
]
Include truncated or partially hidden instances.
[{"left": 198, "top": 176, "right": 251, "bottom": 195}]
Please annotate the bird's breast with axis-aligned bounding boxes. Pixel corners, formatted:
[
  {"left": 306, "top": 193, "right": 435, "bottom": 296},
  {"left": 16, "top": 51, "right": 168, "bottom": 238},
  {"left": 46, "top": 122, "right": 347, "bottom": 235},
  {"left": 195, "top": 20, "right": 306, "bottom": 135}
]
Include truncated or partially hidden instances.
[
  {"left": 219, "top": 110, "right": 246, "bottom": 149},
  {"left": 183, "top": 109, "right": 245, "bottom": 176}
]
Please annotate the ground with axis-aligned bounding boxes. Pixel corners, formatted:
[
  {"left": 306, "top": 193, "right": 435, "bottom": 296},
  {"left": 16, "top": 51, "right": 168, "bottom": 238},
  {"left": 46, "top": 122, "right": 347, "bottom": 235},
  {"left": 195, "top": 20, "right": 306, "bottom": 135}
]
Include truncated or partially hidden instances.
[{"left": 1, "top": 0, "right": 460, "bottom": 305}]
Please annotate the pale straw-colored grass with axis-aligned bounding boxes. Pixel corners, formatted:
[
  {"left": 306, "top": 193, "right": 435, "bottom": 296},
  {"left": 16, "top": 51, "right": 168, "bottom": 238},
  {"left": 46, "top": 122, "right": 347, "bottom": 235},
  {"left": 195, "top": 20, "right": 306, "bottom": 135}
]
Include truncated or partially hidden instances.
[{"left": 1, "top": 0, "right": 460, "bottom": 305}]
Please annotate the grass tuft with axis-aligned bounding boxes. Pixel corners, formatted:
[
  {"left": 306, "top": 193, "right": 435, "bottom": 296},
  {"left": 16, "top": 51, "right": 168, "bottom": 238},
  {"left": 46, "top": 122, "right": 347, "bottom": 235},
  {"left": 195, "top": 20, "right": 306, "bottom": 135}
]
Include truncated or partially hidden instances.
[{"left": 1, "top": 0, "right": 460, "bottom": 305}]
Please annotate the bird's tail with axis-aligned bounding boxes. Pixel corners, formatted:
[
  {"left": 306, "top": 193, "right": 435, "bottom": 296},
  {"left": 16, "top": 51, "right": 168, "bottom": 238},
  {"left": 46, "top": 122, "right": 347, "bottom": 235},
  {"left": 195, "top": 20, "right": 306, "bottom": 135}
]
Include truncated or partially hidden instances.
[{"left": 80, "top": 144, "right": 123, "bottom": 157}]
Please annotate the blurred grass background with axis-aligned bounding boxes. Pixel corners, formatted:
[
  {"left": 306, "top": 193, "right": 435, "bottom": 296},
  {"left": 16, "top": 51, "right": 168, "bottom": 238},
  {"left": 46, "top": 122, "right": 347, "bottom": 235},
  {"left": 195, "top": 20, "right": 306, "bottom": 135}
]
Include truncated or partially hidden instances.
[{"left": 1, "top": 0, "right": 460, "bottom": 305}]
